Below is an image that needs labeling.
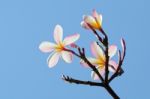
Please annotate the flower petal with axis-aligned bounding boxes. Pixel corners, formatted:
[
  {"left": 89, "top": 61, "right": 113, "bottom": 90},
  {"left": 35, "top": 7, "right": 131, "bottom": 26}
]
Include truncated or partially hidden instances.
[
  {"left": 80, "top": 59, "right": 88, "bottom": 67},
  {"left": 84, "top": 16, "right": 96, "bottom": 24},
  {"left": 91, "top": 68, "right": 105, "bottom": 80},
  {"left": 109, "top": 45, "right": 117, "bottom": 58},
  {"left": 47, "top": 52, "right": 60, "bottom": 68},
  {"left": 80, "top": 57, "right": 98, "bottom": 68},
  {"left": 63, "top": 33, "right": 80, "bottom": 46},
  {"left": 92, "top": 9, "right": 102, "bottom": 27},
  {"left": 84, "top": 16, "right": 98, "bottom": 28},
  {"left": 54, "top": 25, "right": 63, "bottom": 44},
  {"left": 81, "top": 21, "right": 90, "bottom": 29},
  {"left": 109, "top": 60, "right": 118, "bottom": 72},
  {"left": 91, "top": 42, "right": 104, "bottom": 59},
  {"left": 91, "top": 71, "right": 99, "bottom": 80},
  {"left": 61, "top": 51, "right": 73, "bottom": 63},
  {"left": 39, "top": 41, "right": 56, "bottom": 53}
]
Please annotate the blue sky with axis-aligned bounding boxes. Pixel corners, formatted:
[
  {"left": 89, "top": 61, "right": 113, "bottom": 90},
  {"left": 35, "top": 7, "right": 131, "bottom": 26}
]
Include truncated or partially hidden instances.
[{"left": 0, "top": 0, "right": 150, "bottom": 99}]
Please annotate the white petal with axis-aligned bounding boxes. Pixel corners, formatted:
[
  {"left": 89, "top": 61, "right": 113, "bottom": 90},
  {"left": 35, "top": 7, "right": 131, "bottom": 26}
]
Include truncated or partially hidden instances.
[
  {"left": 91, "top": 68, "right": 105, "bottom": 80},
  {"left": 80, "top": 58, "right": 98, "bottom": 68},
  {"left": 99, "top": 14, "right": 102, "bottom": 24},
  {"left": 80, "top": 59, "right": 88, "bottom": 67},
  {"left": 92, "top": 10, "right": 102, "bottom": 25},
  {"left": 109, "top": 60, "right": 118, "bottom": 72},
  {"left": 91, "top": 42, "right": 104, "bottom": 58},
  {"left": 81, "top": 21, "right": 90, "bottom": 29},
  {"left": 54, "top": 25, "right": 63, "bottom": 44},
  {"left": 39, "top": 41, "right": 56, "bottom": 53},
  {"left": 91, "top": 71, "right": 99, "bottom": 80},
  {"left": 109, "top": 45, "right": 117, "bottom": 58},
  {"left": 88, "top": 58, "right": 99, "bottom": 66},
  {"left": 84, "top": 16, "right": 96, "bottom": 25},
  {"left": 47, "top": 52, "right": 60, "bottom": 68},
  {"left": 96, "top": 14, "right": 102, "bottom": 27},
  {"left": 99, "top": 67, "right": 105, "bottom": 77},
  {"left": 61, "top": 51, "right": 73, "bottom": 63},
  {"left": 63, "top": 33, "right": 80, "bottom": 46}
]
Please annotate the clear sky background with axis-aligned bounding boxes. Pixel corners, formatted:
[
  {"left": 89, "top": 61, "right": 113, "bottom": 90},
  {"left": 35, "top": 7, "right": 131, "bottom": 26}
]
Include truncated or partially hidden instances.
[{"left": 0, "top": 0, "right": 150, "bottom": 99}]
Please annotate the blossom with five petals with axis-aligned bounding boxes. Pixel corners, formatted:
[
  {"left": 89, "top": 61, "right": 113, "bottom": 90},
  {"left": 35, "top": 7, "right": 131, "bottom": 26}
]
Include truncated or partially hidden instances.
[
  {"left": 81, "top": 10, "right": 102, "bottom": 30},
  {"left": 39, "top": 25, "right": 80, "bottom": 68},
  {"left": 80, "top": 42, "right": 118, "bottom": 80}
]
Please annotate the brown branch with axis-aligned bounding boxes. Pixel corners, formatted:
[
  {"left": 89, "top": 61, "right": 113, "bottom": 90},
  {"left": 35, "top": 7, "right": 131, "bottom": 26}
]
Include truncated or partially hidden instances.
[
  {"left": 109, "top": 39, "right": 126, "bottom": 83},
  {"left": 109, "top": 50, "right": 122, "bottom": 83},
  {"left": 62, "top": 75, "right": 120, "bottom": 99},
  {"left": 99, "top": 28, "right": 110, "bottom": 83},
  {"left": 77, "top": 48, "right": 104, "bottom": 82},
  {"left": 64, "top": 28, "right": 125, "bottom": 99},
  {"left": 87, "top": 23, "right": 103, "bottom": 43},
  {"left": 104, "top": 84, "right": 120, "bottom": 99},
  {"left": 65, "top": 48, "right": 104, "bottom": 82},
  {"left": 62, "top": 75, "right": 104, "bottom": 87}
]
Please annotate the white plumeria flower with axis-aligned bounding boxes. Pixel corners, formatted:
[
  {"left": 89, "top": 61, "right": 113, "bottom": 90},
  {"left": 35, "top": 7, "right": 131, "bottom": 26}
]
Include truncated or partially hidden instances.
[
  {"left": 81, "top": 10, "right": 102, "bottom": 30},
  {"left": 80, "top": 42, "right": 118, "bottom": 80},
  {"left": 39, "top": 25, "right": 80, "bottom": 68}
]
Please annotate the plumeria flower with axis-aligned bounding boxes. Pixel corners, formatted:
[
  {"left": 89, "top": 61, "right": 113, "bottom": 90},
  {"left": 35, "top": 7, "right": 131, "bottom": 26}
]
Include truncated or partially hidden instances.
[
  {"left": 39, "top": 25, "right": 80, "bottom": 68},
  {"left": 81, "top": 9, "right": 102, "bottom": 30},
  {"left": 80, "top": 42, "right": 118, "bottom": 80}
]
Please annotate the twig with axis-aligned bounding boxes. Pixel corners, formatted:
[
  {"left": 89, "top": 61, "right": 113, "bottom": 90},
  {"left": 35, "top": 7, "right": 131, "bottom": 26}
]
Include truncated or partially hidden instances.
[
  {"left": 109, "top": 38, "right": 126, "bottom": 83},
  {"left": 99, "top": 28, "right": 110, "bottom": 83},
  {"left": 109, "top": 50, "right": 122, "bottom": 83},
  {"left": 65, "top": 48, "right": 104, "bottom": 82},
  {"left": 62, "top": 75, "right": 104, "bottom": 87}
]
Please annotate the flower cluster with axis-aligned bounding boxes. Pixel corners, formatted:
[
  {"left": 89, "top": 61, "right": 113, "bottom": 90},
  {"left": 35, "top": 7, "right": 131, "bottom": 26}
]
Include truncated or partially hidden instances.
[{"left": 39, "top": 10, "right": 126, "bottom": 99}]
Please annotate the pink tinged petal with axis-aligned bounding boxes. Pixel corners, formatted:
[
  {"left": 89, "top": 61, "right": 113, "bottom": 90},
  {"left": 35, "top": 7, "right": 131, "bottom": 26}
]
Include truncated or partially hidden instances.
[
  {"left": 92, "top": 10, "right": 102, "bottom": 24},
  {"left": 47, "top": 52, "right": 60, "bottom": 68},
  {"left": 63, "top": 33, "right": 80, "bottom": 46},
  {"left": 91, "top": 68, "right": 105, "bottom": 80},
  {"left": 84, "top": 16, "right": 97, "bottom": 26},
  {"left": 61, "top": 51, "right": 73, "bottom": 63},
  {"left": 92, "top": 10, "right": 102, "bottom": 22},
  {"left": 109, "top": 45, "right": 117, "bottom": 58},
  {"left": 88, "top": 58, "right": 100, "bottom": 66},
  {"left": 92, "top": 9, "right": 99, "bottom": 18},
  {"left": 80, "top": 59, "right": 88, "bottom": 67},
  {"left": 97, "top": 14, "right": 102, "bottom": 26},
  {"left": 80, "top": 58, "right": 98, "bottom": 68},
  {"left": 81, "top": 21, "right": 90, "bottom": 29},
  {"left": 54, "top": 25, "right": 63, "bottom": 44},
  {"left": 91, "top": 42, "right": 104, "bottom": 58},
  {"left": 39, "top": 41, "right": 56, "bottom": 53},
  {"left": 109, "top": 60, "right": 118, "bottom": 72},
  {"left": 91, "top": 71, "right": 99, "bottom": 80},
  {"left": 99, "top": 67, "right": 105, "bottom": 76}
]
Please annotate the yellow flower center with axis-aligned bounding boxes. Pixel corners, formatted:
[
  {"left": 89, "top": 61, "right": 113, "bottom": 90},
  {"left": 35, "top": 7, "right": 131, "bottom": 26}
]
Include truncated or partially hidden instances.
[
  {"left": 55, "top": 43, "right": 65, "bottom": 52},
  {"left": 97, "top": 57, "right": 106, "bottom": 69}
]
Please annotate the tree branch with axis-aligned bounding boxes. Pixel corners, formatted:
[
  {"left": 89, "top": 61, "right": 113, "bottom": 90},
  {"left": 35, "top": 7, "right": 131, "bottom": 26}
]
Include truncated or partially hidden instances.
[
  {"left": 65, "top": 48, "right": 104, "bottom": 82},
  {"left": 62, "top": 75, "right": 104, "bottom": 87},
  {"left": 99, "top": 28, "right": 110, "bottom": 83},
  {"left": 78, "top": 48, "right": 104, "bottom": 82},
  {"left": 109, "top": 50, "right": 122, "bottom": 83}
]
